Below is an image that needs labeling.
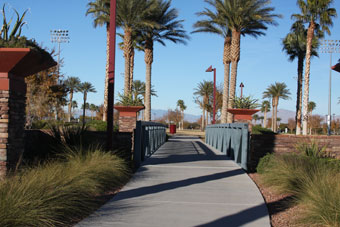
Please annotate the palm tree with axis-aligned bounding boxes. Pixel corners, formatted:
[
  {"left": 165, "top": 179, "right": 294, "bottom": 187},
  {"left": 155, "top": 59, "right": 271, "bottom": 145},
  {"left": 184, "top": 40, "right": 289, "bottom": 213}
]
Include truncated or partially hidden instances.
[
  {"left": 86, "top": 0, "right": 110, "bottom": 121},
  {"left": 139, "top": 0, "right": 189, "bottom": 121},
  {"left": 260, "top": 100, "right": 271, "bottom": 128},
  {"left": 282, "top": 20, "right": 319, "bottom": 135},
  {"left": 192, "top": 0, "right": 231, "bottom": 123},
  {"left": 177, "top": 100, "right": 187, "bottom": 130},
  {"left": 307, "top": 101, "right": 316, "bottom": 134},
  {"left": 253, "top": 114, "right": 259, "bottom": 125},
  {"left": 263, "top": 82, "right": 290, "bottom": 132},
  {"left": 79, "top": 82, "right": 97, "bottom": 126},
  {"left": 64, "top": 77, "right": 81, "bottom": 122},
  {"left": 116, "top": 0, "right": 156, "bottom": 95},
  {"left": 89, "top": 104, "right": 98, "bottom": 120},
  {"left": 131, "top": 80, "right": 157, "bottom": 103},
  {"left": 215, "top": 0, "right": 280, "bottom": 123},
  {"left": 194, "top": 81, "right": 213, "bottom": 130},
  {"left": 292, "top": 0, "right": 337, "bottom": 135}
]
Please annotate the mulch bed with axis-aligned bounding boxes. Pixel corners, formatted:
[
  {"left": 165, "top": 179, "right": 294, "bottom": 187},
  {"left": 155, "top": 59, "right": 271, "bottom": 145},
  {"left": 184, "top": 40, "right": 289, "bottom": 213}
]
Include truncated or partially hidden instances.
[{"left": 248, "top": 173, "right": 305, "bottom": 227}]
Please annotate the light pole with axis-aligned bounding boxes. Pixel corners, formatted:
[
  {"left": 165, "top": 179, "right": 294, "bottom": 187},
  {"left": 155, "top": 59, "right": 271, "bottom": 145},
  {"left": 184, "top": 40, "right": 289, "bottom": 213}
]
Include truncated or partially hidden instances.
[
  {"left": 239, "top": 82, "right": 244, "bottom": 98},
  {"left": 206, "top": 65, "right": 216, "bottom": 124},
  {"left": 106, "top": 0, "right": 117, "bottom": 151},
  {"left": 50, "top": 29, "right": 70, "bottom": 120},
  {"left": 50, "top": 29, "right": 70, "bottom": 79},
  {"left": 320, "top": 39, "right": 340, "bottom": 136}
]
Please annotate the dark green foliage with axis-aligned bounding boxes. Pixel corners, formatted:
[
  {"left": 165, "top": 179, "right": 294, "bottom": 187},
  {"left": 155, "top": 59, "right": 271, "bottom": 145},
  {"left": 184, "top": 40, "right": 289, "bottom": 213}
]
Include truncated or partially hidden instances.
[
  {"left": 296, "top": 140, "right": 327, "bottom": 158},
  {"left": 233, "top": 96, "right": 259, "bottom": 109},
  {"left": 252, "top": 125, "right": 275, "bottom": 135},
  {"left": 256, "top": 153, "right": 274, "bottom": 174},
  {"left": 117, "top": 93, "right": 144, "bottom": 106}
]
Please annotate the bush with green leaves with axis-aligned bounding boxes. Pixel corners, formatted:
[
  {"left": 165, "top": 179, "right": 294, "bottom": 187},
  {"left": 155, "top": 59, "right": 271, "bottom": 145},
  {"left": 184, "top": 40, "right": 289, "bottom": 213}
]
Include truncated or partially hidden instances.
[
  {"left": 233, "top": 96, "right": 259, "bottom": 109},
  {"left": 0, "top": 4, "right": 52, "bottom": 60},
  {"left": 252, "top": 125, "right": 274, "bottom": 135},
  {"left": 296, "top": 140, "right": 328, "bottom": 158},
  {"left": 117, "top": 93, "right": 144, "bottom": 106}
]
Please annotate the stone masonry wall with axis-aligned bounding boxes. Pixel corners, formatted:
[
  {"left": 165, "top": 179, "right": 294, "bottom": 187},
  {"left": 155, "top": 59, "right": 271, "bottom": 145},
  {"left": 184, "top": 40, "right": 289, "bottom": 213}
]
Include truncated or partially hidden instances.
[
  {"left": 0, "top": 90, "right": 26, "bottom": 177},
  {"left": 119, "top": 116, "right": 137, "bottom": 132},
  {"left": 248, "top": 134, "right": 340, "bottom": 171}
]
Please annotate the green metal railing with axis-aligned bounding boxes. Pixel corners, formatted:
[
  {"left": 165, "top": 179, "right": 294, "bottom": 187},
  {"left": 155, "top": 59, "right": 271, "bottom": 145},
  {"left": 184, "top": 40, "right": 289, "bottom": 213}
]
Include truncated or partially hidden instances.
[
  {"left": 205, "top": 123, "right": 249, "bottom": 170},
  {"left": 134, "top": 121, "right": 166, "bottom": 168}
]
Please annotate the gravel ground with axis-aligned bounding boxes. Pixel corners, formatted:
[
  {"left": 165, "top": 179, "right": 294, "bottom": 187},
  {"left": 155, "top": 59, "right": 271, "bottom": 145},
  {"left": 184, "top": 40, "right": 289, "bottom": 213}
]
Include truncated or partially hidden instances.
[{"left": 248, "top": 173, "right": 305, "bottom": 227}]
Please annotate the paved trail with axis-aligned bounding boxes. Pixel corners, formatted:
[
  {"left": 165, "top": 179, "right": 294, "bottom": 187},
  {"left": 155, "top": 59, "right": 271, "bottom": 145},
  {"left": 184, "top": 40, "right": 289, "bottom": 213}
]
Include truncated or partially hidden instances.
[{"left": 77, "top": 136, "right": 270, "bottom": 227}]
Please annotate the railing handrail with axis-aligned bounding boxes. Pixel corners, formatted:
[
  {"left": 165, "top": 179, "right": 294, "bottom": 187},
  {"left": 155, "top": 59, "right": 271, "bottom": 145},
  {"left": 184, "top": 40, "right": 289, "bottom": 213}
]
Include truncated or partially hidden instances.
[
  {"left": 140, "top": 121, "right": 167, "bottom": 127},
  {"left": 206, "top": 123, "right": 248, "bottom": 129}
]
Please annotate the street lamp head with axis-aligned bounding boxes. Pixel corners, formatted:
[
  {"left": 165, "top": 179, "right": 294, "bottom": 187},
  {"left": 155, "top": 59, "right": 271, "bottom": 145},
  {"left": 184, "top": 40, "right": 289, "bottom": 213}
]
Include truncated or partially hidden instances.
[
  {"left": 205, "top": 65, "right": 213, "bottom": 72},
  {"left": 239, "top": 82, "right": 244, "bottom": 88}
]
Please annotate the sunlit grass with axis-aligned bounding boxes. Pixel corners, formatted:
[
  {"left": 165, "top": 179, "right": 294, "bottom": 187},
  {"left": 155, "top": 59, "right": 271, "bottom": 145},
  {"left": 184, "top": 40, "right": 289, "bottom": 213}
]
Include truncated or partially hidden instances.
[{"left": 0, "top": 147, "right": 130, "bottom": 227}]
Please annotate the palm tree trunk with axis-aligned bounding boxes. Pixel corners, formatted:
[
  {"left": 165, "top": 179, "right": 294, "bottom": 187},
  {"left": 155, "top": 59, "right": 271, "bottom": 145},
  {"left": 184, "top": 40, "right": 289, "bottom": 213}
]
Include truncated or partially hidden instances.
[
  {"left": 103, "top": 24, "right": 110, "bottom": 122},
  {"left": 68, "top": 91, "right": 73, "bottom": 122},
  {"left": 302, "top": 21, "right": 315, "bottom": 135},
  {"left": 206, "top": 110, "right": 209, "bottom": 126},
  {"left": 124, "top": 28, "right": 132, "bottom": 96},
  {"left": 271, "top": 101, "right": 275, "bottom": 131},
  {"left": 227, "top": 30, "right": 241, "bottom": 123},
  {"left": 83, "top": 93, "right": 87, "bottom": 126},
  {"left": 263, "top": 107, "right": 267, "bottom": 128},
  {"left": 129, "top": 49, "right": 135, "bottom": 92},
  {"left": 296, "top": 56, "right": 304, "bottom": 135},
  {"left": 144, "top": 40, "right": 153, "bottom": 122},
  {"left": 202, "top": 109, "right": 205, "bottom": 131},
  {"left": 221, "top": 36, "right": 231, "bottom": 123}
]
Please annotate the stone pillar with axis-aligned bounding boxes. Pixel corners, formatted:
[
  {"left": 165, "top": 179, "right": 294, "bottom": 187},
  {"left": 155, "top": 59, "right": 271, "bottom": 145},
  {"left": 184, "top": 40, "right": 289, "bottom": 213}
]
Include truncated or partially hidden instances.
[
  {"left": 119, "top": 115, "right": 137, "bottom": 132},
  {"left": 115, "top": 106, "right": 144, "bottom": 133},
  {"left": 0, "top": 74, "right": 26, "bottom": 178}
]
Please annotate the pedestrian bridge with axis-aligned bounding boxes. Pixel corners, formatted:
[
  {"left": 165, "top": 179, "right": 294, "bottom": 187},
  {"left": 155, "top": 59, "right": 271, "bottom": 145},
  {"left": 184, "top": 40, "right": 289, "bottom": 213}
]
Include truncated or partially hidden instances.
[{"left": 77, "top": 136, "right": 270, "bottom": 227}]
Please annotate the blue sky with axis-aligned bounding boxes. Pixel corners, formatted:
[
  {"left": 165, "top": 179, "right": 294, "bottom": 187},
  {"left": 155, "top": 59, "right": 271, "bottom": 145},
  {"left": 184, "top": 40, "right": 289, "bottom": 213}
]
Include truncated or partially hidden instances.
[{"left": 4, "top": 0, "right": 340, "bottom": 117}]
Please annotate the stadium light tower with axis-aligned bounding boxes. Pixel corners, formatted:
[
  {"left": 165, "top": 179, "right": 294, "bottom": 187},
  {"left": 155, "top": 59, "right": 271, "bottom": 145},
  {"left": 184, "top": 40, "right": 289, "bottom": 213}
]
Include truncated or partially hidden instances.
[
  {"left": 320, "top": 39, "right": 340, "bottom": 136},
  {"left": 50, "top": 29, "right": 70, "bottom": 77}
]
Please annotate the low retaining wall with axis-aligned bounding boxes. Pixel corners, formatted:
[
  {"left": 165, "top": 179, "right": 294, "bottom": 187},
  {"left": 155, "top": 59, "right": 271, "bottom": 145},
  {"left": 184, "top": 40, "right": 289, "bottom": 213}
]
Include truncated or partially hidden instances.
[{"left": 249, "top": 134, "right": 340, "bottom": 171}]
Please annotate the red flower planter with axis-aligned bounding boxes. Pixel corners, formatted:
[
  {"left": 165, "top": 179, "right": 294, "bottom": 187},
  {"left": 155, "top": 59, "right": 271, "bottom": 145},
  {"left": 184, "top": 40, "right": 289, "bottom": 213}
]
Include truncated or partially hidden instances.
[{"left": 227, "top": 108, "right": 260, "bottom": 121}]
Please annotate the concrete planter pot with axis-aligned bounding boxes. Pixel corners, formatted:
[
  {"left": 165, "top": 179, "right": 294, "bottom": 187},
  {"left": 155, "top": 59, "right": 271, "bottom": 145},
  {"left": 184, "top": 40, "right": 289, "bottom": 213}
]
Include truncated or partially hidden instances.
[
  {"left": 227, "top": 108, "right": 260, "bottom": 121},
  {"left": 0, "top": 48, "right": 56, "bottom": 92},
  {"left": 114, "top": 106, "right": 145, "bottom": 132},
  {"left": 114, "top": 106, "right": 145, "bottom": 117}
]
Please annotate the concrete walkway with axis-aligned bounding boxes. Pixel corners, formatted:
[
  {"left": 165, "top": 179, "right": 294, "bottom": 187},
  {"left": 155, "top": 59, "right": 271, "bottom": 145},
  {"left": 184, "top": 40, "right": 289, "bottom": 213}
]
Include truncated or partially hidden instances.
[{"left": 77, "top": 136, "right": 270, "bottom": 227}]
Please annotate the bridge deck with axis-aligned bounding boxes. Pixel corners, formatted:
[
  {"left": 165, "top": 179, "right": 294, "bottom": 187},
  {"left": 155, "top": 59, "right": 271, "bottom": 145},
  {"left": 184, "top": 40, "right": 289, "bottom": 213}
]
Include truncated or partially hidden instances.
[{"left": 77, "top": 136, "right": 270, "bottom": 227}]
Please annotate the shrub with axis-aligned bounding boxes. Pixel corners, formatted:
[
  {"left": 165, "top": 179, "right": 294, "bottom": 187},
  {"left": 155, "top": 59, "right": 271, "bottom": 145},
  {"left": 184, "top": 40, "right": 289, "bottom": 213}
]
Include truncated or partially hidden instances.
[
  {"left": 297, "top": 168, "right": 340, "bottom": 226},
  {"left": 296, "top": 140, "right": 328, "bottom": 158},
  {"left": 87, "top": 120, "right": 107, "bottom": 131},
  {"left": 0, "top": 148, "right": 130, "bottom": 226},
  {"left": 252, "top": 125, "right": 275, "bottom": 135},
  {"left": 259, "top": 153, "right": 340, "bottom": 226},
  {"left": 256, "top": 153, "right": 274, "bottom": 174}
]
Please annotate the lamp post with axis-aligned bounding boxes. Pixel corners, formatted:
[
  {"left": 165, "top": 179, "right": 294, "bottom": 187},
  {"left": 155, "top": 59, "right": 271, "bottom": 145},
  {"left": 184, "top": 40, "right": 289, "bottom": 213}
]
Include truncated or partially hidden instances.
[
  {"left": 239, "top": 82, "right": 244, "bottom": 98},
  {"left": 50, "top": 29, "right": 70, "bottom": 78},
  {"left": 320, "top": 39, "right": 340, "bottom": 136},
  {"left": 106, "top": 0, "right": 117, "bottom": 151},
  {"left": 206, "top": 65, "right": 216, "bottom": 124}
]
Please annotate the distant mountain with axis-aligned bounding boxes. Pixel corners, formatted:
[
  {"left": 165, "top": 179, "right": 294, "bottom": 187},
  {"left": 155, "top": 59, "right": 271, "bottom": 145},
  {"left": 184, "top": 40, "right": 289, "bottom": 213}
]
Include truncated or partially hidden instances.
[
  {"left": 151, "top": 109, "right": 200, "bottom": 122},
  {"left": 256, "top": 109, "right": 295, "bottom": 123}
]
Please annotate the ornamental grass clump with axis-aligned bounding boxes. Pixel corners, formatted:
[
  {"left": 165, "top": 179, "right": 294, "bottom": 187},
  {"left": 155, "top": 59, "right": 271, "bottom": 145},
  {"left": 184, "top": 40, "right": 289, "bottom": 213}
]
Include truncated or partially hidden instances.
[
  {"left": 0, "top": 147, "right": 130, "bottom": 226},
  {"left": 258, "top": 149, "right": 340, "bottom": 226}
]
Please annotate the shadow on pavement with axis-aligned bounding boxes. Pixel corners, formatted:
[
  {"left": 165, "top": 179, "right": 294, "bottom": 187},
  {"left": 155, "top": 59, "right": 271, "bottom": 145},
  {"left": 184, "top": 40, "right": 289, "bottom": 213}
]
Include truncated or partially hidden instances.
[
  {"left": 196, "top": 203, "right": 268, "bottom": 227},
  {"left": 113, "top": 168, "right": 244, "bottom": 202}
]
